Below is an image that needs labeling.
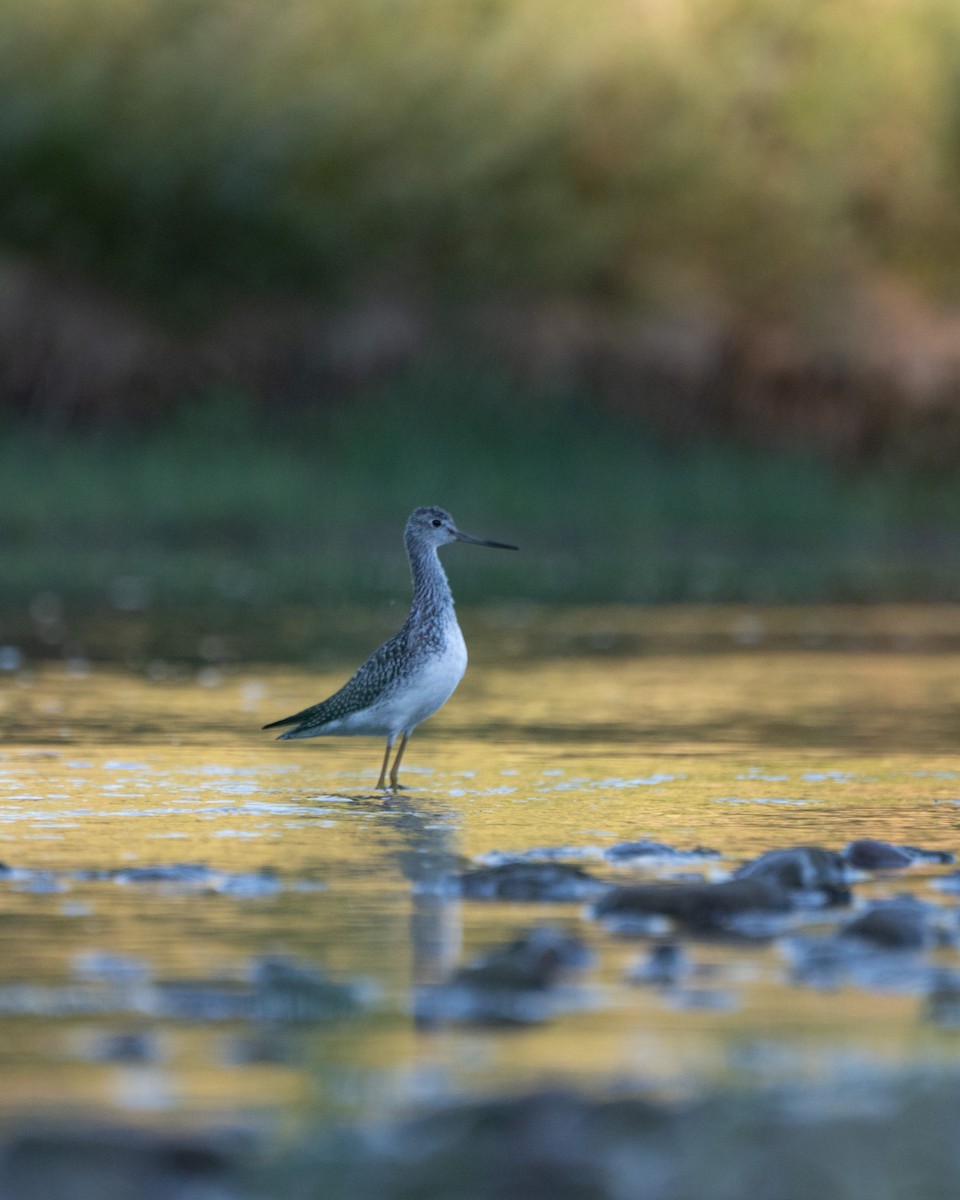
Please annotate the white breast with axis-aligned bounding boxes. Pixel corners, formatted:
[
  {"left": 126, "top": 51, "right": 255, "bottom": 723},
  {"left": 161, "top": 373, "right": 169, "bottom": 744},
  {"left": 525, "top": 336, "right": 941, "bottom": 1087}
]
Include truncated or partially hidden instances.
[{"left": 374, "top": 623, "right": 467, "bottom": 735}]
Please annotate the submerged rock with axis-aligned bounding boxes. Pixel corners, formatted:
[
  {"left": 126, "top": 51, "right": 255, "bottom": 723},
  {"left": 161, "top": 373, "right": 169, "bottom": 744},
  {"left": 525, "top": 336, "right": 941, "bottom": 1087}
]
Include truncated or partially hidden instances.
[
  {"left": 842, "top": 897, "right": 941, "bottom": 950},
  {"left": 72, "top": 952, "right": 151, "bottom": 986},
  {"left": 0, "top": 956, "right": 365, "bottom": 1025},
  {"left": 415, "top": 927, "right": 590, "bottom": 1027},
  {"left": 843, "top": 839, "right": 955, "bottom": 870},
  {"left": 477, "top": 840, "right": 721, "bottom": 871},
  {"left": 111, "top": 863, "right": 214, "bottom": 885},
  {"left": 110, "top": 863, "right": 283, "bottom": 896},
  {"left": 603, "top": 841, "right": 720, "bottom": 864},
  {"left": 785, "top": 932, "right": 936, "bottom": 993},
  {"left": 455, "top": 863, "right": 609, "bottom": 902},
  {"left": 627, "top": 942, "right": 691, "bottom": 987},
  {"left": 786, "top": 899, "right": 949, "bottom": 991},
  {"left": 0, "top": 1126, "right": 249, "bottom": 1200},
  {"left": 478, "top": 846, "right": 603, "bottom": 866},
  {"left": 219, "top": 1031, "right": 295, "bottom": 1066},
  {"left": 593, "top": 878, "right": 791, "bottom": 936},
  {"left": 283, "top": 1082, "right": 960, "bottom": 1200},
  {"left": 0, "top": 864, "right": 67, "bottom": 893},
  {"left": 245, "top": 955, "right": 366, "bottom": 1021},
  {"left": 2, "top": 861, "right": 298, "bottom": 897},
  {"left": 455, "top": 927, "right": 591, "bottom": 989},
  {"left": 83, "top": 1030, "right": 162, "bottom": 1064},
  {"left": 734, "top": 846, "right": 851, "bottom": 906},
  {"left": 157, "top": 955, "right": 364, "bottom": 1024},
  {"left": 11, "top": 1081, "right": 960, "bottom": 1200},
  {"left": 925, "top": 972, "right": 960, "bottom": 1028}
]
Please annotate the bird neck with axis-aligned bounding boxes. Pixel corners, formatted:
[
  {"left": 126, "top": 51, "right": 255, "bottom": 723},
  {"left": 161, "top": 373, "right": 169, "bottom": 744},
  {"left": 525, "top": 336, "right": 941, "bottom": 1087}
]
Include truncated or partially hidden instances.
[{"left": 407, "top": 539, "right": 455, "bottom": 620}]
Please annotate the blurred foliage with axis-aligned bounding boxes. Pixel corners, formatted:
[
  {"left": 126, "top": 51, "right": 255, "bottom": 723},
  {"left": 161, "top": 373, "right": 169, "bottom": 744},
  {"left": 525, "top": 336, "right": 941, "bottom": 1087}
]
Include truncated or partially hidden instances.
[
  {"left": 1, "top": 0, "right": 960, "bottom": 321},
  {"left": 2, "top": 0, "right": 960, "bottom": 620},
  {"left": 4, "top": 367, "right": 960, "bottom": 626}
]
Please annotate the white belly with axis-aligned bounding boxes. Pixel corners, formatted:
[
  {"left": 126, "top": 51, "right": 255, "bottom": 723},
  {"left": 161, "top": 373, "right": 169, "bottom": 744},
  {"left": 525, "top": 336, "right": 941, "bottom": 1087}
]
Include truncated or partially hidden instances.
[{"left": 341, "top": 626, "right": 467, "bottom": 737}]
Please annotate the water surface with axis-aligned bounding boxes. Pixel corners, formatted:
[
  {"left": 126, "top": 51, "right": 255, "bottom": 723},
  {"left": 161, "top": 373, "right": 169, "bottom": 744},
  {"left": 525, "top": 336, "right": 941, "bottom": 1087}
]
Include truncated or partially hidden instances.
[{"left": 2, "top": 607, "right": 960, "bottom": 1131}]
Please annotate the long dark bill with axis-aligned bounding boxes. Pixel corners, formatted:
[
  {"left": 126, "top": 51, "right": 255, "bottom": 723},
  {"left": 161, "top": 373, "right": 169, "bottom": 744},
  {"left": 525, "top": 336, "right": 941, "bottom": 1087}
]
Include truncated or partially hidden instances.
[{"left": 453, "top": 530, "right": 519, "bottom": 550}]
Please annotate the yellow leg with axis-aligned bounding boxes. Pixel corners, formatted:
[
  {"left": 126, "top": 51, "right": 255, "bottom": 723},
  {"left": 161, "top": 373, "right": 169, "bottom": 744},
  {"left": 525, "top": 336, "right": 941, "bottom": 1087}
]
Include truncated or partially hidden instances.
[
  {"left": 375, "top": 738, "right": 393, "bottom": 790},
  {"left": 389, "top": 732, "right": 410, "bottom": 789}
]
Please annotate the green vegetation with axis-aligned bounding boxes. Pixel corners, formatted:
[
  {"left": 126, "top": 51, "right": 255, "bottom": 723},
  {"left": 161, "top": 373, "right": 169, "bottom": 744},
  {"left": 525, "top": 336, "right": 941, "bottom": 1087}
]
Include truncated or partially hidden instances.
[
  {"left": 1, "top": 0, "right": 960, "bottom": 321},
  {"left": 4, "top": 0, "right": 960, "bottom": 638},
  {"left": 3, "top": 367, "right": 960, "bottom": 640}
]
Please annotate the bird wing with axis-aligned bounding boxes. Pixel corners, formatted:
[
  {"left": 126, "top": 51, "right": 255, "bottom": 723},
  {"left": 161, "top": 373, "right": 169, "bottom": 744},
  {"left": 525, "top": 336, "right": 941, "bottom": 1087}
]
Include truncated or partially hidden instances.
[{"left": 262, "top": 629, "right": 410, "bottom": 734}]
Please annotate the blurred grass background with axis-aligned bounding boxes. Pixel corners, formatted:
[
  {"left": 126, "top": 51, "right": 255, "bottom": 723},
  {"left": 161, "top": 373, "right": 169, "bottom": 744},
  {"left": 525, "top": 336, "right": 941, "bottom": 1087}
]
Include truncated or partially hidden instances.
[
  {"left": 4, "top": 0, "right": 960, "bottom": 321},
  {"left": 4, "top": 0, "right": 960, "bottom": 641}
]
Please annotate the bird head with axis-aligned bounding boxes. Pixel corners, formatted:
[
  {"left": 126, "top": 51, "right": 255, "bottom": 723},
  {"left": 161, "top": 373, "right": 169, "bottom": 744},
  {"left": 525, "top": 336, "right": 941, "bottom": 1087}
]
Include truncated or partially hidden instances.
[{"left": 406, "top": 506, "right": 518, "bottom": 551}]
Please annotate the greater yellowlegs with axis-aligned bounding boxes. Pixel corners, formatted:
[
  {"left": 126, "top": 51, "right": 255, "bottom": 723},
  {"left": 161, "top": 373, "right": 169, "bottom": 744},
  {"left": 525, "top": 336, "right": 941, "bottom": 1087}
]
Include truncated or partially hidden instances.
[{"left": 263, "top": 506, "right": 517, "bottom": 789}]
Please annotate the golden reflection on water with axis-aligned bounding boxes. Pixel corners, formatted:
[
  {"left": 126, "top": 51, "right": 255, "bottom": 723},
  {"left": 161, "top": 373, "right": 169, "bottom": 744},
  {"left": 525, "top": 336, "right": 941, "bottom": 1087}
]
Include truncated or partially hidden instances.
[{"left": 2, "top": 609, "right": 960, "bottom": 1126}]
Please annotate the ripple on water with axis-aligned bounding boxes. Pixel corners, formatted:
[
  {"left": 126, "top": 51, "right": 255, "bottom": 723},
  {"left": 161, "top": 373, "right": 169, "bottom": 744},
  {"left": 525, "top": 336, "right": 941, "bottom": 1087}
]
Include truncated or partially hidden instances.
[
  {"left": 713, "top": 796, "right": 819, "bottom": 807},
  {"left": 4, "top": 644, "right": 960, "bottom": 1124}
]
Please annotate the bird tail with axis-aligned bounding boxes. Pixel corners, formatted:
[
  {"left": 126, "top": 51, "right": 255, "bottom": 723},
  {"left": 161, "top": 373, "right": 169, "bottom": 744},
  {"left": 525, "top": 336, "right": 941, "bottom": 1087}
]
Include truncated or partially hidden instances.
[
  {"left": 272, "top": 724, "right": 321, "bottom": 740},
  {"left": 262, "top": 714, "right": 300, "bottom": 731},
  {"left": 263, "top": 693, "right": 342, "bottom": 738},
  {"left": 262, "top": 704, "right": 328, "bottom": 738}
]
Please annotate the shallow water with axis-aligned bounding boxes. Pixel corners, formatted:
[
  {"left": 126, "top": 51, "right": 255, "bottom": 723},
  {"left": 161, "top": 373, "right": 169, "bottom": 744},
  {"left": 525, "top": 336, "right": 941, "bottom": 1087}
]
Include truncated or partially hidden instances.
[{"left": 3, "top": 608, "right": 960, "bottom": 1131}]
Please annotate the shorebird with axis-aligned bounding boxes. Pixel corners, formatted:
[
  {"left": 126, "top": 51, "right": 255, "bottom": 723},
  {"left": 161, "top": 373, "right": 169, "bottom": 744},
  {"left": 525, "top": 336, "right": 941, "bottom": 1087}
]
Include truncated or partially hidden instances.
[{"left": 263, "top": 506, "right": 518, "bottom": 789}]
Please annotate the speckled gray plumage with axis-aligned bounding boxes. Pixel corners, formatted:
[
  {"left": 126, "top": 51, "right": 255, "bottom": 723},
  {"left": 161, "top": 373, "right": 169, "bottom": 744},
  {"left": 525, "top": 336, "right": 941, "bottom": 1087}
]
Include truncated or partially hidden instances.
[{"left": 264, "top": 508, "right": 460, "bottom": 738}]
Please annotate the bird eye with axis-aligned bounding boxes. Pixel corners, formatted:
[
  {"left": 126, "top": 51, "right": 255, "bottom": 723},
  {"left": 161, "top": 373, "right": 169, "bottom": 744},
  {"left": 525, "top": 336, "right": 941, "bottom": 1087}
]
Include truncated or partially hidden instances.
[{"left": 431, "top": 519, "right": 442, "bottom": 527}]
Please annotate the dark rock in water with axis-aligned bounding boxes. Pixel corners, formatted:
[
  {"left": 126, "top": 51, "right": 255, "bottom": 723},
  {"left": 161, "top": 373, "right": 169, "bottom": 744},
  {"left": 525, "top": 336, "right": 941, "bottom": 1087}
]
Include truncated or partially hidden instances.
[
  {"left": 787, "top": 936, "right": 902, "bottom": 993},
  {"left": 219, "top": 1031, "right": 294, "bottom": 1066},
  {"left": 842, "top": 897, "right": 938, "bottom": 950},
  {"left": 786, "top": 930, "right": 940, "bottom": 993},
  {"left": 925, "top": 971, "right": 960, "bottom": 1028},
  {"left": 906, "top": 845, "right": 956, "bottom": 864},
  {"left": 628, "top": 942, "right": 690, "bottom": 986},
  {"left": 243, "top": 955, "right": 364, "bottom": 1022},
  {"left": 18, "top": 873, "right": 65, "bottom": 894},
  {"left": 456, "top": 862, "right": 608, "bottom": 902},
  {"left": 0, "top": 959, "right": 366, "bottom": 1023},
  {"left": 153, "top": 966, "right": 362, "bottom": 1023},
  {"left": 843, "top": 840, "right": 913, "bottom": 869},
  {"left": 735, "top": 846, "right": 851, "bottom": 905},
  {"left": 193, "top": 956, "right": 362, "bottom": 1023},
  {"left": 785, "top": 935, "right": 852, "bottom": 989},
  {"left": 13, "top": 1082, "right": 960, "bottom": 1200},
  {"left": 4, "top": 861, "right": 302, "bottom": 898},
  {"left": 593, "top": 878, "right": 791, "bottom": 936},
  {"left": 109, "top": 863, "right": 282, "bottom": 896},
  {"left": 479, "top": 846, "right": 602, "bottom": 867},
  {"left": 0, "top": 866, "right": 65, "bottom": 894},
  {"left": 112, "top": 863, "right": 214, "bottom": 885},
  {"left": 664, "top": 987, "right": 738, "bottom": 1012},
  {"left": 85, "top": 1031, "right": 161, "bottom": 1064},
  {"left": 214, "top": 872, "right": 283, "bottom": 897},
  {"left": 415, "top": 927, "right": 590, "bottom": 1027},
  {"left": 72, "top": 952, "right": 151, "bottom": 985},
  {"left": 0, "top": 1126, "right": 248, "bottom": 1200},
  {"left": 788, "top": 899, "right": 948, "bottom": 990},
  {"left": 453, "top": 927, "right": 591, "bottom": 991},
  {"left": 414, "top": 985, "right": 548, "bottom": 1028},
  {"left": 367, "top": 1089, "right": 667, "bottom": 1199},
  {"left": 285, "top": 1080, "right": 960, "bottom": 1200},
  {"left": 149, "top": 981, "right": 249, "bottom": 1022},
  {"left": 603, "top": 840, "right": 677, "bottom": 861},
  {"left": 478, "top": 841, "right": 722, "bottom": 870},
  {"left": 843, "top": 839, "right": 955, "bottom": 870},
  {"left": 603, "top": 840, "right": 720, "bottom": 863}
]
